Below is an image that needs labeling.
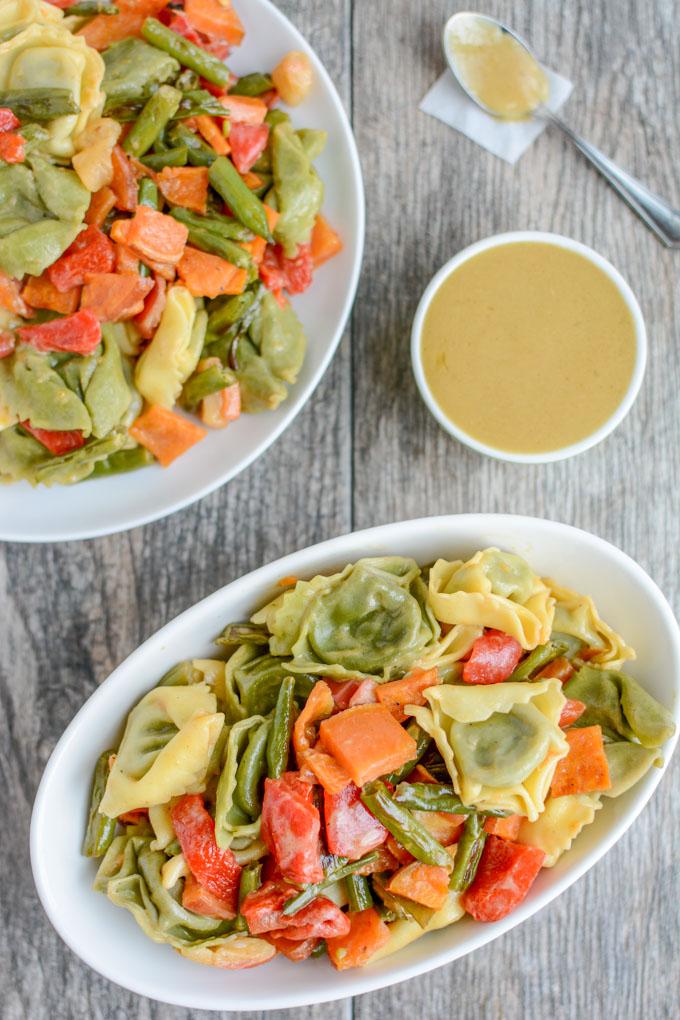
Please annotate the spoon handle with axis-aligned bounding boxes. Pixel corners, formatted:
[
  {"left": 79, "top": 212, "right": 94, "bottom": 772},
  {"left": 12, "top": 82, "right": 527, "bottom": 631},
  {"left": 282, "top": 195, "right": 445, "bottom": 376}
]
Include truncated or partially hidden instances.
[{"left": 542, "top": 109, "right": 680, "bottom": 248}]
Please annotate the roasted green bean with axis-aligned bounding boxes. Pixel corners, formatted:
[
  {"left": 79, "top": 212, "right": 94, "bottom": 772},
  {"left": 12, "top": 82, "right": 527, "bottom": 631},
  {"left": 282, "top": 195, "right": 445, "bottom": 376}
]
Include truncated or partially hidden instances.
[
  {"left": 266, "top": 676, "right": 296, "bottom": 779},
  {"left": 382, "top": 721, "right": 432, "bottom": 785},
  {"left": 507, "top": 640, "right": 568, "bottom": 682},
  {"left": 346, "top": 872, "right": 374, "bottom": 913},
  {"left": 65, "top": 2, "right": 118, "bottom": 14},
  {"left": 234, "top": 862, "right": 262, "bottom": 932},
  {"left": 449, "top": 814, "right": 487, "bottom": 892},
  {"left": 282, "top": 852, "right": 379, "bottom": 916},
  {"left": 141, "top": 147, "right": 188, "bottom": 170},
  {"left": 217, "top": 621, "right": 270, "bottom": 646},
  {"left": 0, "top": 88, "right": 79, "bottom": 120},
  {"left": 171, "top": 206, "right": 254, "bottom": 241},
  {"left": 123, "top": 85, "right": 181, "bottom": 157},
  {"left": 393, "top": 782, "right": 509, "bottom": 816},
  {"left": 169, "top": 208, "right": 254, "bottom": 267},
  {"left": 91, "top": 446, "right": 155, "bottom": 477},
  {"left": 82, "top": 750, "right": 117, "bottom": 857},
  {"left": 234, "top": 718, "right": 271, "bottom": 819},
  {"left": 137, "top": 178, "right": 159, "bottom": 209},
  {"left": 230, "top": 73, "right": 273, "bottom": 97},
  {"left": 142, "top": 18, "right": 231, "bottom": 88},
  {"left": 207, "top": 290, "right": 257, "bottom": 334},
  {"left": 182, "top": 363, "right": 236, "bottom": 409},
  {"left": 360, "top": 782, "right": 452, "bottom": 868},
  {"left": 209, "top": 156, "right": 272, "bottom": 240}
]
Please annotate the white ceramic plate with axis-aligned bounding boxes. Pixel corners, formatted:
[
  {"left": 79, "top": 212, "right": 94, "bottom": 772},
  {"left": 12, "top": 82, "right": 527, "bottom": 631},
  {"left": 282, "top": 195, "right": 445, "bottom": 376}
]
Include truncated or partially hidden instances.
[
  {"left": 411, "top": 232, "right": 647, "bottom": 464},
  {"left": 0, "top": 0, "right": 364, "bottom": 543},
  {"left": 31, "top": 515, "right": 679, "bottom": 1011}
]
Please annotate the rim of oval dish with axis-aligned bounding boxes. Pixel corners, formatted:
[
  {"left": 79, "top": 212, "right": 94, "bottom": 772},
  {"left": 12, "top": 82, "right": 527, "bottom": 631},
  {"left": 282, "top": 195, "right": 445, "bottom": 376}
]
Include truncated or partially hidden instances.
[
  {"left": 410, "top": 231, "right": 647, "bottom": 464},
  {"left": 0, "top": 0, "right": 365, "bottom": 543},
  {"left": 30, "top": 515, "right": 680, "bottom": 1010}
]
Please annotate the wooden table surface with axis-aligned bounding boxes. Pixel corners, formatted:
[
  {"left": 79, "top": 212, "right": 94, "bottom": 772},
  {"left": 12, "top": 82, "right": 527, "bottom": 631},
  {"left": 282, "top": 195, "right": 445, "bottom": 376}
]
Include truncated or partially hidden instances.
[{"left": 2, "top": 1, "right": 679, "bottom": 1018}]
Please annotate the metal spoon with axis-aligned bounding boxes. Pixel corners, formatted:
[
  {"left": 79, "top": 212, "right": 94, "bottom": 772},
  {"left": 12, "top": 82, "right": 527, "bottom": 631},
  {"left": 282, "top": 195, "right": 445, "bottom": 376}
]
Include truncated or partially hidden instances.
[{"left": 443, "top": 11, "right": 680, "bottom": 248}]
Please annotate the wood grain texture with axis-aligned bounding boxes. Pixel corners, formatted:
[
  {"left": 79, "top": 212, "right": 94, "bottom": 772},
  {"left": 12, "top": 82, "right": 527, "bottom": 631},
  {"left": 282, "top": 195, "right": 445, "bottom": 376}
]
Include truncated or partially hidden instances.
[{"left": 1, "top": 1, "right": 679, "bottom": 1018}]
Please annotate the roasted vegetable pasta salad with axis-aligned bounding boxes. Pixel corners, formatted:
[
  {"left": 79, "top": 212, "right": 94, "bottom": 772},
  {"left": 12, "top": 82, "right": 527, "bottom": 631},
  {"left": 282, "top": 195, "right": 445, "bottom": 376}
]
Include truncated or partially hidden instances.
[
  {"left": 83, "top": 549, "right": 676, "bottom": 971},
  {"left": 0, "top": 0, "right": 342, "bottom": 486}
]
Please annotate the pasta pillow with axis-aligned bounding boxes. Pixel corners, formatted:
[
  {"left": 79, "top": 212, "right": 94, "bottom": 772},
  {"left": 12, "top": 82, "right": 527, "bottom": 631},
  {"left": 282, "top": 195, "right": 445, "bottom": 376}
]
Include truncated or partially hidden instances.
[
  {"left": 0, "top": 23, "right": 104, "bottom": 156},
  {"left": 428, "top": 548, "right": 554, "bottom": 649},
  {"left": 99, "top": 684, "right": 224, "bottom": 818},
  {"left": 548, "top": 580, "right": 635, "bottom": 668},
  {"left": 408, "top": 679, "right": 568, "bottom": 821},
  {"left": 516, "top": 793, "right": 602, "bottom": 867},
  {"left": 252, "top": 557, "right": 440, "bottom": 679},
  {"left": 0, "top": 0, "right": 63, "bottom": 36}
]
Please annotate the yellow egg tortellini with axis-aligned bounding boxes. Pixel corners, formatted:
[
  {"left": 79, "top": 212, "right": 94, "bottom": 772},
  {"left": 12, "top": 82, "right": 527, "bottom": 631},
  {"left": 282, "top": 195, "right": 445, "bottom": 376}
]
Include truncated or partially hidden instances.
[
  {"left": 516, "top": 793, "right": 602, "bottom": 867},
  {"left": 548, "top": 580, "right": 635, "bottom": 668},
  {"left": 134, "top": 287, "right": 204, "bottom": 409},
  {"left": 0, "top": 22, "right": 104, "bottom": 156},
  {"left": 99, "top": 684, "right": 224, "bottom": 818},
  {"left": 408, "top": 679, "right": 568, "bottom": 821},
  {"left": 0, "top": 0, "right": 62, "bottom": 37},
  {"left": 428, "top": 548, "right": 555, "bottom": 649},
  {"left": 368, "top": 892, "right": 465, "bottom": 963}
]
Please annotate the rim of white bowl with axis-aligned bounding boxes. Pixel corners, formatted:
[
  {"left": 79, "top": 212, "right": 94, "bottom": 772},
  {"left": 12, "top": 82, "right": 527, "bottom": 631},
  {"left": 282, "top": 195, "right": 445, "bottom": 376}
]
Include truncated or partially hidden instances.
[
  {"left": 410, "top": 231, "right": 647, "bottom": 464},
  {"left": 2, "top": 0, "right": 365, "bottom": 544},
  {"left": 30, "top": 515, "right": 680, "bottom": 1010}
]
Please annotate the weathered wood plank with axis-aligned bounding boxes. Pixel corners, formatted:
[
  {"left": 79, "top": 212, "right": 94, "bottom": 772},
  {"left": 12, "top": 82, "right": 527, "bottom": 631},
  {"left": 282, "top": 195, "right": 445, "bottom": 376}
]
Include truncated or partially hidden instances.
[
  {"left": 0, "top": 3, "right": 352, "bottom": 1019},
  {"left": 351, "top": 1, "right": 679, "bottom": 1019}
]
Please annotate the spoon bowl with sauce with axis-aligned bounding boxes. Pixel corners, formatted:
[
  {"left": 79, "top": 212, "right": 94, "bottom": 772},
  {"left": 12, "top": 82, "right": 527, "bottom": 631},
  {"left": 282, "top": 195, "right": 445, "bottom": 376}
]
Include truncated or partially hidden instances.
[
  {"left": 411, "top": 232, "right": 646, "bottom": 463},
  {"left": 443, "top": 12, "right": 680, "bottom": 247}
]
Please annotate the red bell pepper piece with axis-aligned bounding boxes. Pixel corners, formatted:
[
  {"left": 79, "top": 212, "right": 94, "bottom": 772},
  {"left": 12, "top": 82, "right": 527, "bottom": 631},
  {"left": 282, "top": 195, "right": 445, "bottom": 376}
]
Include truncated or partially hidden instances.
[
  {"left": 264, "top": 932, "right": 320, "bottom": 961},
  {"left": 260, "top": 243, "right": 313, "bottom": 295},
  {"left": 325, "top": 679, "right": 363, "bottom": 711},
  {"left": 260, "top": 773, "right": 323, "bottom": 884},
  {"left": 48, "top": 225, "right": 115, "bottom": 292},
  {"left": 181, "top": 872, "right": 236, "bottom": 920},
  {"left": 461, "top": 835, "right": 545, "bottom": 922},
  {"left": 240, "top": 880, "right": 350, "bottom": 940},
  {"left": 537, "top": 656, "right": 575, "bottom": 683},
  {"left": 229, "top": 122, "right": 269, "bottom": 174},
  {"left": 559, "top": 698, "right": 587, "bottom": 728},
  {"left": 16, "top": 309, "right": 101, "bottom": 355},
  {"left": 324, "top": 781, "right": 388, "bottom": 860},
  {"left": 0, "top": 108, "right": 20, "bottom": 132},
  {"left": 0, "top": 332, "right": 15, "bottom": 358},
  {"left": 170, "top": 794, "right": 241, "bottom": 911},
  {"left": 133, "top": 274, "right": 167, "bottom": 339},
  {"left": 21, "top": 422, "right": 85, "bottom": 456},
  {"left": 0, "top": 132, "right": 25, "bottom": 164},
  {"left": 462, "top": 630, "right": 523, "bottom": 684}
]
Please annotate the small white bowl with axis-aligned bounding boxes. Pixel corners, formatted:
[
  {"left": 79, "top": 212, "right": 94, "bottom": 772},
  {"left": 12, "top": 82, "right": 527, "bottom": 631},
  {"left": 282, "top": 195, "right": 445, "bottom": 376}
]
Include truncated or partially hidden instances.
[
  {"left": 31, "top": 515, "right": 679, "bottom": 1011},
  {"left": 411, "top": 232, "right": 647, "bottom": 463}
]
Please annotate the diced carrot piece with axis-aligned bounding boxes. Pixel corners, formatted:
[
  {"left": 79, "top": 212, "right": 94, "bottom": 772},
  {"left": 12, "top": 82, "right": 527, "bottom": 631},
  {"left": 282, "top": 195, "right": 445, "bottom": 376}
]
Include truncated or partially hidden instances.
[
  {"left": 184, "top": 0, "right": 245, "bottom": 44},
  {"left": 386, "top": 834, "right": 415, "bottom": 866},
  {"left": 110, "top": 145, "right": 139, "bottom": 212},
  {"left": 177, "top": 246, "right": 246, "bottom": 298},
  {"left": 114, "top": 242, "right": 140, "bottom": 275},
  {"left": 327, "top": 908, "right": 390, "bottom": 971},
  {"left": 319, "top": 704, "right": 418, "bottom": 788},
  {"left": 182, "top": 872, "right": 236, "bottom": 920},
  {"left": 559, "top": 698, "right": 586, "bottom": 728},
  {"left": 133, "top": 275, "right": 167, "bottom": 339},
  {"left": 0, "top": 270, "right": 31, "bottom": 317},
  {"left": 264, "top": 203, "right": 280, "bottom": 231},
  {"left": 375, "top": 667, "right": 440, "bottom": 722},
  {"left": 241, "top": 171, "right": 262, "bottom": 189},
  {"left": 537, "top": 657, "right": 575, "bottom": 683},
  {"left": 311, "top": 215, "right": 343, "bottom": 267},
  {"left": 21, "top": 275, "right": 80, "bottom": 315},
  {"left": 156, "top": 166, "right": 209, "bottom": 213},
  {"left": 462, "top": 836, "right": 545, "bottom": 922},
  {"left": 484, "top": 815, "right": 522, "bottom": 840},
  {"left": 271, "top": 51, "right": 313, "bottom": 107},
  {"left": 415, "top": 810, "right": 466, "bottom": 845},
  {"left": 219, "top": 94, "right": 268, "bottom": 125},
  {"left": 81, "top": 272, "right": 154, "bottom": 322},
  {"left": 85, "top": 186, "right": 117, "bottom": 227},
  {"left": 130, "top": 404, "right": 206, "bottom": 466},
  {"left": 195, "top": 116, "right": 230, "bottom": 156},
  {"left": 550, "top": 726, "right": 612, "bottom": 797},
  {"left": 200, "top": 379, "right": 240, "bottom": 428},
  {"left": 304, "top": 748, "right": 351, "bottom": 794},
  {"left": 112, "top": 206, "right": 188, "bottom": 265},
  {"left": 293, "top": 680, "right": 334, "bottom": 764},
  {"left": 240, "top": 235, "right": 267, "bottom": 265},
  {"left": 386, "top": 862, "right": 450, "bottom": 910},
  {"left": 78, "top": 0, "right": 170, "bottom": 49},
  {"left": 117, "top": 808, "right": 148, "bottom": 825}
]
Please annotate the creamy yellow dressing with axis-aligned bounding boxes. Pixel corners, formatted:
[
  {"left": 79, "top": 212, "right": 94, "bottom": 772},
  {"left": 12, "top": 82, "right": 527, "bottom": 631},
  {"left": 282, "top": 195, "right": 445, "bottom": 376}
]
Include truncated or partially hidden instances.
[
  {"left": 447, "top": 17, "right": 548, "bottom": 119},
  {"left": 420, "top": 242, "right": 637, "bottom": 455}
]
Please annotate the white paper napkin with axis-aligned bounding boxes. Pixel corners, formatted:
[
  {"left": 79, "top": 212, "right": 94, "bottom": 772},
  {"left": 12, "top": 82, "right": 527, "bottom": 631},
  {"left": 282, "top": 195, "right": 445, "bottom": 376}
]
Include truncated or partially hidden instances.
[{"left": 420, "top": 67, "right": 573, "bottom": 164}]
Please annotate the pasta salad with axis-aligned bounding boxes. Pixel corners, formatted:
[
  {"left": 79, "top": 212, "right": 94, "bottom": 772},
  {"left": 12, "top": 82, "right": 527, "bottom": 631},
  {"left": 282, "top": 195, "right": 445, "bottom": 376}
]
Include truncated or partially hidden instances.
[
  {"left": 83, "top": 549, "right": 675, "bottom": 971},
  {"left": 0, "top": 0, "right": 341, "bottom": 486}
]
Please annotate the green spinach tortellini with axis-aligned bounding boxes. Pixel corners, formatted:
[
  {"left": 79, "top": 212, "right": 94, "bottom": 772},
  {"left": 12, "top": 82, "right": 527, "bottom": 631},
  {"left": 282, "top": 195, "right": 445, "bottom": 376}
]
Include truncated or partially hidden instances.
[
  {"left": 408, "top": 679, "right": 568, "bottom": 821},
  {"left": 248, "top": 291, "right": 306, "bottom": 385},
  {"left": 214, "top": 715, "right": 267, "bottom": 849},
  {"left": 548, "top": 580, "right": 635, "bottom": 668},
  {"left": 564, "top": 665, "right": 676, "bottom": 749},
  {"left": 428, "top": 548, "right": 554, "bottom": 649},
  {"left": 99, "top": 684, "right": 224, "bottom": 818},
  {"left": 252, "top": 557, "right": 440, "bottom": 679},
  {"left": 271, "top": 121, "right": 324, "bottom": 256}
]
